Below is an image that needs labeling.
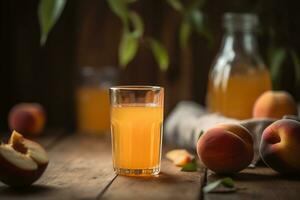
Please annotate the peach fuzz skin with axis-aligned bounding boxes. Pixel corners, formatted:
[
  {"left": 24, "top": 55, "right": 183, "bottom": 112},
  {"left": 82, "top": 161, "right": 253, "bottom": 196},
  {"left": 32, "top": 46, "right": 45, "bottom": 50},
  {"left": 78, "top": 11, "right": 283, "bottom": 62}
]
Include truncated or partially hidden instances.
[
  {"left": 260, "top": 119, "right": 300, "bottom": 174},
  {"left": 9, "top": 103, "right": 46, "bottom": 135},
  {"left": 253, "top": 90, "right": 298, "bottom": 119},
  {"left": 197, "top": 124, "right": 253, "bottom": 174}
]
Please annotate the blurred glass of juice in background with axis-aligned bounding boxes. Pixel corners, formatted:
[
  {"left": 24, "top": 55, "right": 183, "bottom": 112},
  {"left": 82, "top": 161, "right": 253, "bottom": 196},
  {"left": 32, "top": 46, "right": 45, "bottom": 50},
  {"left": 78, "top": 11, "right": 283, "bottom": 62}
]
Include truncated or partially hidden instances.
[
  {"left": 206, "top": 13, "right": 272, "bottom": 119},
  {"left": 76, "top": 66, "right": 118, "bottom": 134}
]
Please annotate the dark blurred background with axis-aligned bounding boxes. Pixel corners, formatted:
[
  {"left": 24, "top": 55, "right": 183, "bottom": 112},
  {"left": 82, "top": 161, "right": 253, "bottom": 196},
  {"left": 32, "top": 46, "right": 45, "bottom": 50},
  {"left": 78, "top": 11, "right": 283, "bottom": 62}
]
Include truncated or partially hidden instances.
[{"left": 1, "top": 0, "right": 300, "bottom": 132}]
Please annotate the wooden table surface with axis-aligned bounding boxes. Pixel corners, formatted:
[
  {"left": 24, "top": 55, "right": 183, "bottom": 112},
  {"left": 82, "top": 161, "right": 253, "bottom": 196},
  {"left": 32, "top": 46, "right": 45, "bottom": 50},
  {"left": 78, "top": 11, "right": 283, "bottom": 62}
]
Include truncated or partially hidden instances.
[{"left": 1, "top": 133, "right": 300, "bottom": 200}]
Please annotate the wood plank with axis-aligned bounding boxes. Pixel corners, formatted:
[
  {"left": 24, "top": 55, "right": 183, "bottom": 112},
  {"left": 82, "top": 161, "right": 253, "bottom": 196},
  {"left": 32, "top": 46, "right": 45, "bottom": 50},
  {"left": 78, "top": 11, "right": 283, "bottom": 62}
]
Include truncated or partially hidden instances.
[
  {"left": 32, "top": 129, "right": 67, "bottom": 148},
  {"left": 0, "top": 133, "right": 116, "bottom": 200},
  {"left": 101, "top": 154, "right": 204, "bottom": 200},
  {"left": 205, "top": 167, "right": 300, "bottom": 200}
]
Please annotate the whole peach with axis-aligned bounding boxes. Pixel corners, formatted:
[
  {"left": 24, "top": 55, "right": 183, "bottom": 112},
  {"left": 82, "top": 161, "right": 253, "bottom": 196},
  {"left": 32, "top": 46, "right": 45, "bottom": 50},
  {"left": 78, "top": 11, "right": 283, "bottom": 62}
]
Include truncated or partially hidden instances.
[
  {"left": 197, "top": 123, "right": 253, "bottom": 174},
  {"left": 8, "top": 103, "right": 46, "bottom": 135},
  {"left": 253, "top": 90, "right": 298, "bottom": 119},
  {"left": 260, "top": 119, "right": 300, "bottom": 174}
]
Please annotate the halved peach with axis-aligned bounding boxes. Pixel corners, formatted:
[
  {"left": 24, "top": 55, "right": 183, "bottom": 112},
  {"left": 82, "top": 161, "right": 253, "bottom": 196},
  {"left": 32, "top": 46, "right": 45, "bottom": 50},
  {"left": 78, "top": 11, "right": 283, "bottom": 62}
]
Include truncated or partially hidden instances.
[{"left": 0, "top": 131, "right": 49, "bottom": 187}]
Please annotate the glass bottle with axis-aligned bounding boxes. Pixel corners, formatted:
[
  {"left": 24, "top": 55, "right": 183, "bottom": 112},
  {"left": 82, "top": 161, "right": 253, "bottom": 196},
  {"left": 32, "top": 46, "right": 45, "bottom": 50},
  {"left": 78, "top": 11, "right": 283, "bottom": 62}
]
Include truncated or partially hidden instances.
[
  {"left": 76, "top": 66, "right": 118, "bottom": 134},
  {"left": 206, "top": 13, "right": 272, "bottom": 119}
]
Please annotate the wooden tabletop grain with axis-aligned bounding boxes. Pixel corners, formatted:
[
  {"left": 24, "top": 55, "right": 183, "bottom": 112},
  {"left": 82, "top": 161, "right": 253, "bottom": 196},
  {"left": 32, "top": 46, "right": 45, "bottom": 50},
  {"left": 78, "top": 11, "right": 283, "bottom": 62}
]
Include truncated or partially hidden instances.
[{"left": 0, "top": 133, "right": 299, "bottom": 200}]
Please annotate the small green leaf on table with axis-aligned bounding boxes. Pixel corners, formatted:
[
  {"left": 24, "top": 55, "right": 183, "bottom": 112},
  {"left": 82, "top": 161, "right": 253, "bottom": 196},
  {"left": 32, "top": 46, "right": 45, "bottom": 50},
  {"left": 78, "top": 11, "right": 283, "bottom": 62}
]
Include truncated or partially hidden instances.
[
  {"left": 181, "top": 159, "right": 198, "bottom": 172},
  {"left": 38, "top": 0, "right": 67, "bottom": 46},
  {"left": 203, "top": 177, "right": 236, "bottom": 193},
  {"left": 198, "top": 130, "right": 204, "bottom": 140}
]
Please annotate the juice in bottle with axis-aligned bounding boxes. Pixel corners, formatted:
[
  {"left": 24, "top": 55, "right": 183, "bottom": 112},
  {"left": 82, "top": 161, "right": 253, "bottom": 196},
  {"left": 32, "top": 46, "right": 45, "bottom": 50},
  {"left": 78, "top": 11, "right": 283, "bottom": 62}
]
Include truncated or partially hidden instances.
[
  {"left": 207, "top": 69, "right": 271, "bottom": 119},
  {"left": 206, "top": 13, "right": 272, "bottom": 119}
]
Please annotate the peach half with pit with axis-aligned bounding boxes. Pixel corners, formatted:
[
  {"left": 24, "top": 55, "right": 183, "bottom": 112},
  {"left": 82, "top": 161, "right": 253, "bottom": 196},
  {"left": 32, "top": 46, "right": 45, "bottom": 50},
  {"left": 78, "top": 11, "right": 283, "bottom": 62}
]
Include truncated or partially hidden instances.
[{"left": 0, "top": 131, "right": 49, "bottom": 187}]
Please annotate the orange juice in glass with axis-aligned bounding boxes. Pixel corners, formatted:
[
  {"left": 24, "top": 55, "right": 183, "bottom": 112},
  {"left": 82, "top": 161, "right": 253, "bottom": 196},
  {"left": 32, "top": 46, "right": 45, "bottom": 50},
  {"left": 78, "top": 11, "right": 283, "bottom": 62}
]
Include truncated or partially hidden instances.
[{"left": 110, "top": 86, "right": 164, "bottom": 176}]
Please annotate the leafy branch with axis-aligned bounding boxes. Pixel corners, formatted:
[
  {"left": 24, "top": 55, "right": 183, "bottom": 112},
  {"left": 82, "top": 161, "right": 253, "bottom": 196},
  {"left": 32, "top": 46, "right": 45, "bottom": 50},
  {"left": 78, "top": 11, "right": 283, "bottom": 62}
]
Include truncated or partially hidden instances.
[
  {"left": 167, "top": 0, "right": 213, "bottom": 48},
  {"left": 38, "top": 0, "right": 169, "bottom": 71},
  {"left": 36, "top": 0, "right": 300, "bottom": 88},
  {"left": 107, "top": 0, "right": 169, "bottom": 71}
]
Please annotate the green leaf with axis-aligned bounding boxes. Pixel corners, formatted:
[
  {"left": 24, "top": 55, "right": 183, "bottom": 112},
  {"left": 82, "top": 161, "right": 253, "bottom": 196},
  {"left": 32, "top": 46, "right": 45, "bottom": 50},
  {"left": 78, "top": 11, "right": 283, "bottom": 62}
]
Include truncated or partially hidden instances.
[
  {"left": 221, "top": 177, "right": 235, "bottom": 188},
  {"left": 118, "top": 32, "right": 139, "bottom": 68},
  {"left": 189, "top": 0, "right": 206, "bottom": 9},
  {"left": 291, "top": 50, "right": 300, "bottom": 88},
  {"left": 129, "top": 11, "right": 144, "bottom": 38},
  {"left": 189, "top": 10, "right": 213, "bottom": 48},
  {"left": 198, "top": 130, "right": 204, "bottom": 140},
  {"left": 268, "top": 47, "right": 286, "bottom": 89},
  {"left": 148, "top": 38, "right": 169, "bottom": 71},
  {"left": 106, "top": 0, "right": 129, "bottom": 24},
  {"left": 166, "top": 0, "right": 183, "bottom": 12},
  {"left": 198, "top": 27, "right": 214, "bottom": 48},
  {"left": 203, "top": 177, "right": 235, "bottom": 193},
  {"left": 189, "top": 9, "right": 204, "bottom": 33},
  {"left": 126, "top": 0, "right": 138, "bottom": 3},
  {"left": 181, "top": 159, "right": 198, "bottom": 172},
  {"left": 179, "top": 19, "right": 192, "bottom": 48},
  {"left": 38, "top": 0, "right": 67, "bottom": 46},
  {"left": 198, "top": 0, "right": 206, "bottom": 9}
]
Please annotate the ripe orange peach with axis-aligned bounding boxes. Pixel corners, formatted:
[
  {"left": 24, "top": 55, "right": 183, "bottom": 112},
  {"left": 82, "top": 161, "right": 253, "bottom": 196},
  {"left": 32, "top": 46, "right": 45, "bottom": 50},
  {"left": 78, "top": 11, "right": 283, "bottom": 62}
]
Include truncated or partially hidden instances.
[
  {"left": 260, "top": 119, "right": 300, "bottom": 174},
  {"left": 197, "top": 123, "right": 253, "bottom": 174},
  {"left": 253, "top": 91, "right": 298, "bottom": 119},
  {"left": 8, "top": 103, "right": 46, "bottom": 135}
]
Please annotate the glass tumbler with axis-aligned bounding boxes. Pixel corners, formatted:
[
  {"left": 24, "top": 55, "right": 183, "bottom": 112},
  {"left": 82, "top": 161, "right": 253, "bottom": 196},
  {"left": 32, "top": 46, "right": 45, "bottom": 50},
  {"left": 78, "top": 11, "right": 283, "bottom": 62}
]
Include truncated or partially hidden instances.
[{"left": 110, "top": 86, "right": 164, "bottom": 176}]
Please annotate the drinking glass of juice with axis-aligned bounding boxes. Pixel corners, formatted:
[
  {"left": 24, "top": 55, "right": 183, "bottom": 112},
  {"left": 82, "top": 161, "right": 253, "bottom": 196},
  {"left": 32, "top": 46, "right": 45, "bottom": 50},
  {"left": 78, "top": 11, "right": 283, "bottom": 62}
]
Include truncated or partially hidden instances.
[
  {"left": 110, "top": 86, "right": 164, "bottom": 176},
  {"left": 77, "top": 66, "right": 118, "bottom": 135}
]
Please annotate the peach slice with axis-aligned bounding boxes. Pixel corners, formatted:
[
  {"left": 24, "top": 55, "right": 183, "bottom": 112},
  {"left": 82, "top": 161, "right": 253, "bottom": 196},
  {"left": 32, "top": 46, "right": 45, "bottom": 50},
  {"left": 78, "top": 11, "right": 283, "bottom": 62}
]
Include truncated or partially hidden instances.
[{"left": 166, "top": 149, "right": 194, "bottom": 167}]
